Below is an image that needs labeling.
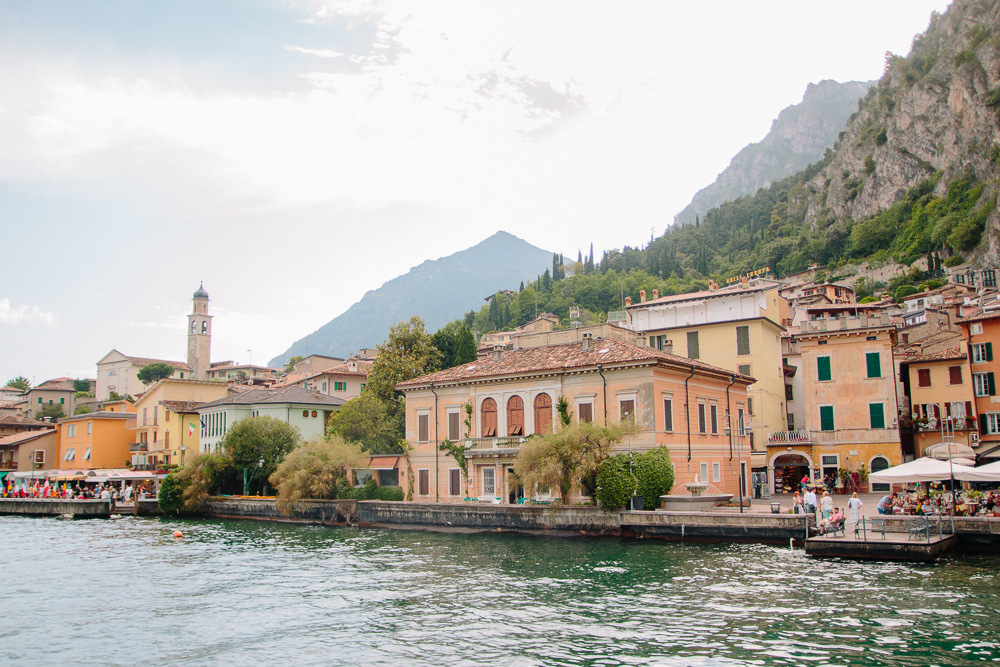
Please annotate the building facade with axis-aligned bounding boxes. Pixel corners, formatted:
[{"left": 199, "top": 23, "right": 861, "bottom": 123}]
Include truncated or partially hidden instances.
[
  {"left": 397, "top": 331, "right": 753, "bottom": 504},
  {"left": 196, "top": 386, "right": 345, "bottom": 453},
  {"left": 624, "top": 281, "right": 789, "bottom": 470},
  {"left": 958, "top": 311, "right": 1000, "bottom": 461},
  {"left": 768, "top": 312, "right": 902, "bottom": 494},
  {"left": 130, "top": 379, "right": 229, "bottom": 467},
  {"left": 56, "top": 410, "right": 137, "bottom": 471},
  {"left": 901, "top": 348, "right": 977, "bottom": 460}
]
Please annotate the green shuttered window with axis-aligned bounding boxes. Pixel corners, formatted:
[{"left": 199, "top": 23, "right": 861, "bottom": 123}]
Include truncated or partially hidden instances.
[
  {"left": 866, "top": 352, "right": 881, "bottom": 378},
  {"left": 869, "top": 403, "right": 885, "bottom": 429},
  {"left": 817, "top": 356, "right": 832, "bottom": 382},
  {"left": 687, "top": 331, "right": 700, "bottom": 360},
  {"left": 736, "top": 326, "right": 750, "bottom": 356},
  {"left": 820, "top": 405, "right": 835, "bottom": 431}
]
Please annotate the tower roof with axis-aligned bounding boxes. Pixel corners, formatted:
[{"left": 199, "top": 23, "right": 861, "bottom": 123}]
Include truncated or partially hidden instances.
[{"left": 193, "top": 282, "right": 209, "bottom": 300}]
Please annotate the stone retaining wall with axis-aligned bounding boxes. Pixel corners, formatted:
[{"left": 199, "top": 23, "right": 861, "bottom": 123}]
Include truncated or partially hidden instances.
[
  {"left": 0, "top": 499, "right": 111, "bottom": 517},
  {"left": 357, "top": 501, "right": 620, "bottom": 534},
  {"left": 204, "top": 497, "right": 358, "bottom": 524}
]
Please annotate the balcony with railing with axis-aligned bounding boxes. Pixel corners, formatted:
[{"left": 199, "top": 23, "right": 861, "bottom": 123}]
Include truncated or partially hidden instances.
[
  {"left": 913, "top": 417, "right": 977, "bottom": 432},
  {"left": 464, "top": 436, "right": 526, "bottom": 456},
  {"left": 766, "top": 429, "right": 811, "bottom": 445},
  {"left": 0, "top": 461, "right": 18, "bottom": 470}
]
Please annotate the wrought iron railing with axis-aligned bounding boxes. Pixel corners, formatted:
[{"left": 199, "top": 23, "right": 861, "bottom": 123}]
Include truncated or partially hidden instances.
[{"left": 766, "top": 429, "right": 811, "bottom": 444}]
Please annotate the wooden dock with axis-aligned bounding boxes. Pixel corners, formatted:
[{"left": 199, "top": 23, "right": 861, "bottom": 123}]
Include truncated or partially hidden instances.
[{"left": 805, "top": 533, "right": 957, "bottom": 561}]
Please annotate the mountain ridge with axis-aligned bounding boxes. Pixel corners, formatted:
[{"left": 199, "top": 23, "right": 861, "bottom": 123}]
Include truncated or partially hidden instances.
[
  {"left": 673, "top": 79, "right": 874, "bottom": 227},
  {"left": 268, "top": 231, "right": 556, "bottom": 366}
]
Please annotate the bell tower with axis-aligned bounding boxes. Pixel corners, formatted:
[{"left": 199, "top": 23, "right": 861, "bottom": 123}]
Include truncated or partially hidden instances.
[{"left": 187, "top": 282, "right": 212, "bottom": 381}]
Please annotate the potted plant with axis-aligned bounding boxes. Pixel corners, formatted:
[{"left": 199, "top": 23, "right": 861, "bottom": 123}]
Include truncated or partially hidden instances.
[
  {"left": 857, "top": 464, "right": 869, "bottom": 493},
  {"left": 836, "top": 468, "right": 849, "bottom": 493}
]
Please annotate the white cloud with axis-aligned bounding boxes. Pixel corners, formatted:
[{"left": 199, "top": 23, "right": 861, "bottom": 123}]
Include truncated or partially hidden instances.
[{"left": 0, "top": 298, "right": 56, "bottom": 326}]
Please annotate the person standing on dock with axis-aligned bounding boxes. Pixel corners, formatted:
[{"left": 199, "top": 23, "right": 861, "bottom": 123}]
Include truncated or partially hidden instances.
[
  {"left": 847, "top": 492, "right": 863, "bottom": 524},
  {"left": 804, "top": 487, "right": 817, "bottom": 517},
  {"left": 820, "top": 491, "right": 833, "bottom": 519}
]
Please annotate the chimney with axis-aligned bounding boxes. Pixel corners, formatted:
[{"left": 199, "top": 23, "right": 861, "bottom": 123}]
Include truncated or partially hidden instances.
[
  {"left": 582, "top": 332, "right": 593, "bottom": 351},
  {"left": 652, "top": 289, "right": 659, "bottom": 300},
  {"left": 349, "top": 360, "right": 357, "bottom": 372},
  {"left": 708, "top": 280, "right": 718, "bottom": 292},
  {"left": 640, "top": 289, "right": 647, "bottom": 303},
  {"left": 741, "top": 276, "right": 749, "bottom": 288},
  {"left": 924, "top": 285, "right": 930, "bottom": 292},
  {"left": 492, "top": 345, "right": 504, "bottom": 362},
  {"left": 662, "top": 339, "right": 673, "bottom": 354},
  {"left": 625, "top": 296, "right": 632, "bottom": 306}
]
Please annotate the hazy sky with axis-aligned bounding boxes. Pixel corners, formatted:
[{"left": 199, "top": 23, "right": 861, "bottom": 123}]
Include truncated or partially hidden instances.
[{"left": 1, "top": 0, "right": 951, "bottom": 385}]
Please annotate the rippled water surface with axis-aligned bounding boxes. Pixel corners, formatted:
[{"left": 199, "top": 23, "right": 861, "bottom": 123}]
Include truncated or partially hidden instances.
[{"left": 3, "top": 515, "right": 1000, "bottom": 666}]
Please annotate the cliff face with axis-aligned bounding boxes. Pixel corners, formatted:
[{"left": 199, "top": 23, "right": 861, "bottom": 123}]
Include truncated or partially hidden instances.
[
  {"left": 673, "top": 79, "right": 872, "bottom": 227},
  {"left": 803, "top": 0, "right": 1000, "bottom": 263}
]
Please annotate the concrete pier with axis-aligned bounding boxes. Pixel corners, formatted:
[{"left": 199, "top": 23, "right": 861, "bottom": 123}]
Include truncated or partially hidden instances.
[
  {"left": 806, "top": 534, "right": 958, "bottom": 561},
  {"left": 621, "top": 510, "right": 813, "bottom": 543}
]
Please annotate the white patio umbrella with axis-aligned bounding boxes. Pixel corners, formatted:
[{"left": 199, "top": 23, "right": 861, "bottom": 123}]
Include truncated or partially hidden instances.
[
  {"left": 956, "top": 460, "right": 1000, "bottom": 483},
  {"left": 869, "top": 457, "right": 976, "bottom": 483}
]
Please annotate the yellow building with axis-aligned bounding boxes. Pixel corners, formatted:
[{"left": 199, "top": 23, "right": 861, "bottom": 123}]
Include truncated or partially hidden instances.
[
  {"left": 903, "top": 348, "right": 977, "bottom": 460},
  {"left": 625, "top": 280, "right": 789, "bottom": 471},
  {"left": 130, "top": 379, "right": 228, "bottom": 467},
  {"left": 768, "top": 310, "right": 902, "bottom": 494}
]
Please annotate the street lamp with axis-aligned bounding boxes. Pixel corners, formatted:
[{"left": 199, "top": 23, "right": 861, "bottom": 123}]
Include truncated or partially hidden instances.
[{"left": 243, "top": 457, "right": 266, "bottom": 496}]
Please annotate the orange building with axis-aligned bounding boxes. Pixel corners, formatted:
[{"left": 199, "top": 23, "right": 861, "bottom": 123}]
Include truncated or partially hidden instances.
[
  {"left": 396, "top": 327, "right": 753, "bottom": 504},
  {"left": 958, "top": 310, "right": 1000, "bottom": 462},
  {"left": 57, "top": 410, "right": 137, "bottom": 471}
]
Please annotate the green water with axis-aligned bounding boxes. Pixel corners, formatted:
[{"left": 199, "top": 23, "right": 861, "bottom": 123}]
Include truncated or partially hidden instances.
[{"left": 3, "top": 515, "right": 999, "bottom": 666}]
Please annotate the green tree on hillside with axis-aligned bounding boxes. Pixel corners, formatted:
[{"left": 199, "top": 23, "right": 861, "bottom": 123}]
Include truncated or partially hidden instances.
[
  {"left": 5, "top": 376, "right": 30, "bottom": 391},
  {"left": 137, "top": 362, "right": 175, "bottom": 386}
]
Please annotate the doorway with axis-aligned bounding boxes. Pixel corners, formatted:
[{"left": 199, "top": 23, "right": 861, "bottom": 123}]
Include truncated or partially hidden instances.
[{"left": 506, "top": 467, "right": 524, "bottom": 504}]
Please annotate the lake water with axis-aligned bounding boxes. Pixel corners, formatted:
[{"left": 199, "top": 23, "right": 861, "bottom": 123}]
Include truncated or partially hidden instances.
[{"left": 3, "top": 515, "right": 999, "bottom": 666}]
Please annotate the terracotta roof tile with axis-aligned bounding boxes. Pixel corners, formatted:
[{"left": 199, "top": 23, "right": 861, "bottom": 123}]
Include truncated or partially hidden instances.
[
  {"left": 398, "top": 337, "right": 752, "bottom": 388},
  {"left": 121, "top": 355, "right": 192, "bottom": 371},
  {"left": 159, "top": 400, "right": 205, "bottom": 412},
  {"left": 0, "top": 415, "right": 49, "bottom": 426},
  {"left": 903, "top": 347, "right": 966, "bottom": 364},
  {"left": 958, "top": 310, "right": 1000, "bottom": 324},
  {"left": 0, "top": 429, "right": 56, "bottom": 446},
  {"left": 196, "top": 385, "right": 346, "bottom": 409}
]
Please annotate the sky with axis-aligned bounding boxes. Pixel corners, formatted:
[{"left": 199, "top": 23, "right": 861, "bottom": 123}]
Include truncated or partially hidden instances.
[{"left": 1, "top": 0, "right": 952, "bottom": 386}]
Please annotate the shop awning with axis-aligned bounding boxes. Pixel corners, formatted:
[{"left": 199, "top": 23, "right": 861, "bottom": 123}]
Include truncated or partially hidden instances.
[
  {"left": 925, "top": 442, "right": 976, "bottom": 460},
  {"left": 368, "top": 456, "right": 399, "bottom": 470},
  {"left": 955, "top": 460, "right": 1000, "bottom": 482},
  {"left": 49, "top": 474, "right": 87, "bottom": 482},
  {"left": 869, "top": 457, "right": 976, "bottom": 483}
]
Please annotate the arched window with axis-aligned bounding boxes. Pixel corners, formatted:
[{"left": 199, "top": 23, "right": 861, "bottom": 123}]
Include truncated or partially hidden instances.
[
  {"left": 870, "top": 456, "right": 891, "bottom": 493},
  {"left": 534, "top": 393, "right": 552, "bottom": 435},
  {"left": 481, "top": 398, "right": 497, "bottom": 437},
  {"left": 507, "top": 395, "right": 524, "bottom": 436},
  {"left": 201, "top": 320, "right": 208, "bottom": 334},
  {"left": 191, "top": 321, "right": 196, "bottom": 334}
]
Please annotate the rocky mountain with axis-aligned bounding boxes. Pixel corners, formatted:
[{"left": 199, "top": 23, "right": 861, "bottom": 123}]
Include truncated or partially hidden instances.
[
  {"left": 673, "top": 79, "right": 873, "bottom": 227},
  {"left": 268, "top": 231, "right": 557, "bottom": 366},
  {"left": 800, "top": 0, "right": 1000, "bottom": 263}
]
